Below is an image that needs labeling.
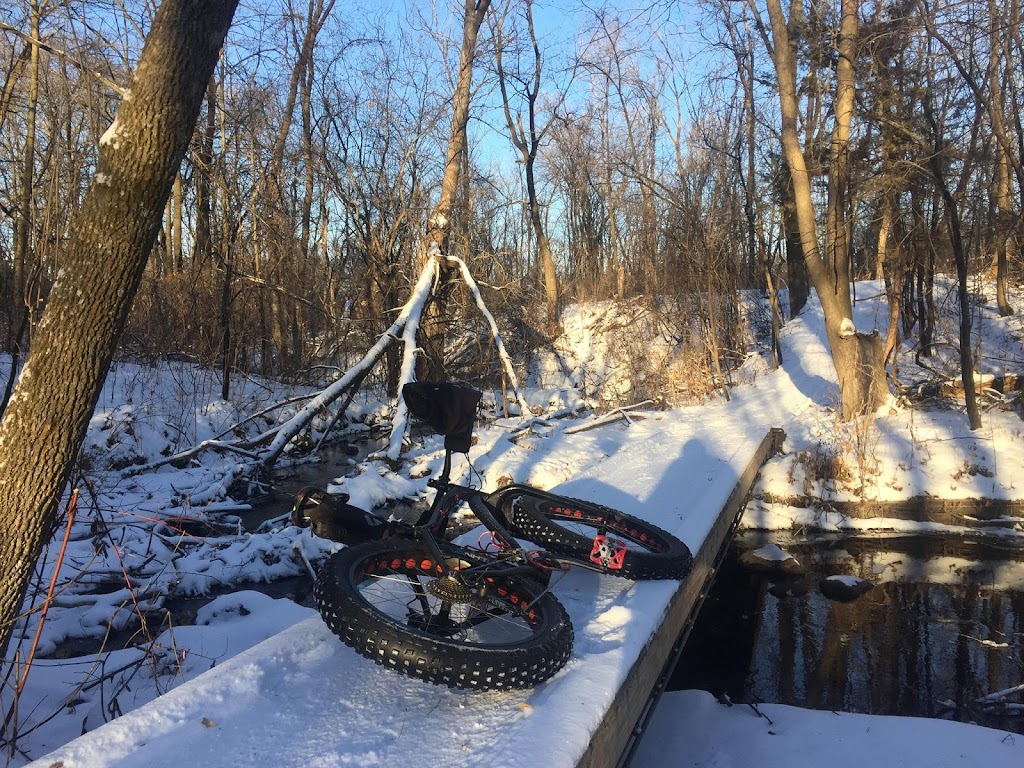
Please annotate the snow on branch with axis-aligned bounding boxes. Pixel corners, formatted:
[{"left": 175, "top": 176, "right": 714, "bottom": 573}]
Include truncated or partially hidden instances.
[
  {"left": 563, "top": 401, "right": 654, "bottom": 434},
  {"left": 128, "top": 439, "right": 261, "bottom": 476},
  {"left": 386, "top": 255, "right": 440, "bottom": 461},
  {"left": 443, "top": 253, "right": 532, "bottom": 416},
  {"left": 264, "top": 255, "right": 439, "bottom": 468}
]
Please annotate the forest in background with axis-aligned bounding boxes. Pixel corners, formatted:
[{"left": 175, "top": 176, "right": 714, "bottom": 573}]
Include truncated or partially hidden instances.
[{"left": 0, "top": 0, "right": 1021, "bottom": 409}]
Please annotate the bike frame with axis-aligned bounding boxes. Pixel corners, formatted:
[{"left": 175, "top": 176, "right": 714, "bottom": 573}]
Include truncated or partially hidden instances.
[
  {"left": 393, "top": 447, "right": 552, "bottom": 584},
  {"left": 390, "top": 445, "right": 623, "bottom": 591}
]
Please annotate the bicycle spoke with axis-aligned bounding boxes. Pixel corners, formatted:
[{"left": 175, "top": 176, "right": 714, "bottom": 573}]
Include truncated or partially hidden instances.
[{"left": 354, "top": 568, "right": 540, "bottom": 646}]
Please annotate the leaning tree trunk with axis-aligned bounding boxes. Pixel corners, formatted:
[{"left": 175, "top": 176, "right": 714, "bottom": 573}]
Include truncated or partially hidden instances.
[
  {"left": 419, "top": 0, "right": 491, "bottom": 381},
  {"left": 0, "top": 0, "right": 238, "bottom": 661},
  {"left": 759, "top": 0, "right": 886, "bottom": 418}
]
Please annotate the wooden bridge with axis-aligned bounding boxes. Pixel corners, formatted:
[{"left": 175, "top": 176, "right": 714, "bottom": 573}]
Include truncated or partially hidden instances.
[
  {"left": 32, "top": 424, "right": 785, "bottom": 768},
  {"left": 581, "top": 427, "right": 785, "bottom": 767}
]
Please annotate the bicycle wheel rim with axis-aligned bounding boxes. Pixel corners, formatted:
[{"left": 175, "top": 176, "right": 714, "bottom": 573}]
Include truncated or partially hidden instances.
[
  {"left": 489, "top": 488, "right": 693, "bottom": 580},
  {"left": 314, "top": 540, "right": 575, "bottom": 690},
  {"left": 515, "top": 496, "right": 674, "bottom": 553},
  {"left": 350, "top": 547, "right": 550, "bottom": 649}
]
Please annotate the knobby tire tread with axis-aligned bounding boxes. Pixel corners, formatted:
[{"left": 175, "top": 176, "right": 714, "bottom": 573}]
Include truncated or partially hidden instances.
[
  {"left": 314, "top": 539, "right": 573, "bottom": 691},
  {"left": 491, "top": 489, "right": 693, "bottom": 580}
]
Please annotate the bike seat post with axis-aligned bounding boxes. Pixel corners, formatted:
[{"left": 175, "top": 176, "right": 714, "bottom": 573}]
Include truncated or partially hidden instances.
[
  {"left": 417, "top": 448, "right": 455, "bottom": 530},
  {"left": 439, "top": 448, "right": 453, "bottom": 486}
]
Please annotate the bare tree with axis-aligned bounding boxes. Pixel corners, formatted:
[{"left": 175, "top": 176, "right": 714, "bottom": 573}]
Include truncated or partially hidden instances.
[
  {"left": 424, "top": 0, "right": 492, "bottom": 257},
  {"left": 919, "top": 0, "right": 1021, "bottom": 318},
  {"left": 1, "top": 0, "right": 46, "bottom": 415},
  {"left": 0, "top": 0, "right": 238, "bottom": 660},
  {"left": 749, "top": 0, "right": 887, "bottom": 419},
  {"left": 420, "top": 0, "right": 491, "bottom": 380},
  {"left": 492, "top": 0, "right": 566, "bottom": 334}
]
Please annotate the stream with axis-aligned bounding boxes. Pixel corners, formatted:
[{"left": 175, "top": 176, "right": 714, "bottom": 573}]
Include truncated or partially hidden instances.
[{"left": 672, "top": 530, "right": 1024, "bottom": 734}]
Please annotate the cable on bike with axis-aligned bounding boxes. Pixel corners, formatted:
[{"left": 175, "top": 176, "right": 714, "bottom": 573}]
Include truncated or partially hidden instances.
[{"left": 526, "top": 548, "right": 571, "bottom": 574}]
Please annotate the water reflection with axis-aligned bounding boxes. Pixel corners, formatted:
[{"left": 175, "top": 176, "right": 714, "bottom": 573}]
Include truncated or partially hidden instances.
[
  {"left": 239, "top": 442, "right": 367, "bottom": 531},
  {"left": 672, "top": 532, "right": 1024, "bottom": 734}
]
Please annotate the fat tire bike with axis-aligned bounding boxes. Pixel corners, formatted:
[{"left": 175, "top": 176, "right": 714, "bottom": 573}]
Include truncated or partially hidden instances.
[{"left": 292, "top": 381, "right": 693, "bottom": 691}]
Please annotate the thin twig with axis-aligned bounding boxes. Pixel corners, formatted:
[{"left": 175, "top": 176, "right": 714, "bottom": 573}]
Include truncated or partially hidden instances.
[{"left": 2, "top": 490, "right": 79, "bottom": 749}]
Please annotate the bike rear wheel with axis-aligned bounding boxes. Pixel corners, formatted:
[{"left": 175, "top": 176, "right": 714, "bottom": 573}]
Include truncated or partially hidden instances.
[
  {"left": 488, "top": 486, "right": 692, "bottom": 580},
  {"left": 314, "top": 539, "right": 573, "bottom": 691}
]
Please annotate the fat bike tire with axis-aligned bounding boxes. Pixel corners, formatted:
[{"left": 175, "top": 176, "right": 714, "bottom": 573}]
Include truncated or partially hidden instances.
[
  {"left": 314, "top": 539, "right": 573, "bottom": 691},
  {"left": 488, "top": 487, "right": 692, "bottom": 581}
]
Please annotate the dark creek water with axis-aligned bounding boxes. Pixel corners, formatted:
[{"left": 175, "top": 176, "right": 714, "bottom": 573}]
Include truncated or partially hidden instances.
[
  {"left": 239, "top": 443, "right": 368, "bottom": 531},
  {"left": 671, "top": 531, "right": 1024, "bottom": 734}
]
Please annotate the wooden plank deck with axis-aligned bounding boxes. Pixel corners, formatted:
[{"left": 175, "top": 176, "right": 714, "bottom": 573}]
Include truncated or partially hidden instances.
[
  {"left": 577, "top": 427, "right": 785, "bottom": 768},
  {"left": 32, "top": 425, "right": 788, "bottom": 768}
]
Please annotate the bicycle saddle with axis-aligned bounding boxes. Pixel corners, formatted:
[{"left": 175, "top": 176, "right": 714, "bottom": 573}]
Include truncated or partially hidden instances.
[{"left": 402, "top": 381, "right": 482, "bottom": 453}]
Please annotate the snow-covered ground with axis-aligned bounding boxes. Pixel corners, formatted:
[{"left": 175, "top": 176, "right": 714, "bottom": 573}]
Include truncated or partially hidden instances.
[
  {"left": 2, "top": 280, "right": 1024, "bottom": 766},
  {"left": 635, "top": 689, "right": 1024, "bottom": 767}
]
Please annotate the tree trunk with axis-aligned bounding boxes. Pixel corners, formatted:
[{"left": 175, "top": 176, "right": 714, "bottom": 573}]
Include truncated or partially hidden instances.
[
  {"left": 0, "top": 42, "right": 30, "bottom": 137},
  {"left": 492, "top": 0, "right": 561, "bottom": 335},
  {"left": 993, "top": 146, "right": 1015, "bottom": 317},
  {"left": 261, "top": 0, "right": 334, "bottom": 373},
  {"left": 758, "top": 0, "right": 886, "bottom": 418},
  {"left": 13, "top": 2, "right": 40, "bottom": 325},
  {"left": 779, "top": 165, "right": 809, "bottom": 317},
  {"left": 765, "top": 266, "right": 784, "bottom": 368},
  {"left": 732, "top": 21, "right": 782, "bottom": 365},
  {"left": 989, "top": 0, "right": 1015, "bottom": 317},
  {"left": 931, "top": 166, "right": 982, "bottom": 430},
  {"left": 524, "top": 163, "right": 560, "bottom": 333},
  {"left": 0, "top": 0, "right": 238, "bottom": 661},
  {"left": 2, "top": 4, "right": 43, "bottom": 417},
  {"left": 419, "top": 0, "right": 491, "bottom": 380},
  {"left": 874, "top": 196, "right": 891, "bottom": 281},
  {"left": 424, "top": 0, "right": 491, "bottom": 256},
  {"left": 921, "top": 91, "right": 982, "bottom": 430},
  {"left": 220, "top": 247, "right": 233, "bottom": 401},
  {"left": 881, "top": 199, "right": 904, "bottom": 368},
  {"left": 194, "top": 75, "right": 217, "bottom": 269},
  {"left": 706, "top": 272, "right": 730, "bottom": 401},
  {"left": 172, "top": 171, "right": 183, "bottom": 270}
]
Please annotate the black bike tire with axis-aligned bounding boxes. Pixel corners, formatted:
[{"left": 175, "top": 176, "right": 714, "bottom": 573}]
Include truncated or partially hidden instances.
[
  {"left": 490, "top": 488, "right": 692, "bottom": 581},
  {"left": 314, "top": 539, "right": 573, "bottom": 691}
]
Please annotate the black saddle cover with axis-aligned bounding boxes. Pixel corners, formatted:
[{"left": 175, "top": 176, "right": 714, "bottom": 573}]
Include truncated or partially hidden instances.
[{"left": 402, "top": 381, "right": 482, "bottom": 452}]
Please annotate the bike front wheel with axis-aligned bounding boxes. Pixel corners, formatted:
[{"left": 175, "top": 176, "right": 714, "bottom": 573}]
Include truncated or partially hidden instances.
[
  {"left": 488, "top": 486, "right": 693, "bottom": 581},
  {"left": 314, "top": 539, "right": 573, "bottom": 691}
]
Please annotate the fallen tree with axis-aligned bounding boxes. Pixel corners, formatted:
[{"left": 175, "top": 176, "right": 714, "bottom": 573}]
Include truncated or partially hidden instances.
[{"left": 136, "top": 250, "right": 533, "bottom": 479}]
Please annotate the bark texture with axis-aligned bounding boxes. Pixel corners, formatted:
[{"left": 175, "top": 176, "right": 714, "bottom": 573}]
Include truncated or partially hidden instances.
[
  {"left": 761, "top": 0, "right": 887, "bottom": 418},
  {"left": 0, "top": 0, "right": 238, "bottom": 659}
]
